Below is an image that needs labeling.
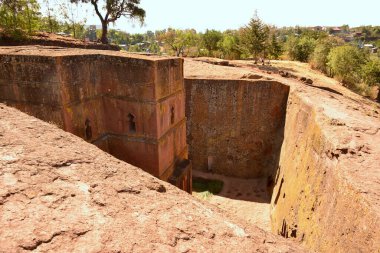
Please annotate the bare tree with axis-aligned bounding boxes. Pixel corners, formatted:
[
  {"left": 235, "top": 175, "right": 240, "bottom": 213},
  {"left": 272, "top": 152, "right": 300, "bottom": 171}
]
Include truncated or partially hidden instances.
[{"left": 60, "top": 1, "right": 86, "bottom": 38}]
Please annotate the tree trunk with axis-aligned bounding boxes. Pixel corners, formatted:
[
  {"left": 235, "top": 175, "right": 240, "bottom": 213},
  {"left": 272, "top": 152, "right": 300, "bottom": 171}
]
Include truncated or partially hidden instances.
[
  {"left": 376, "top": 87, "right": 380, "bottom": 103},
  {"left": 12, "top": 5, "right": 17, "bottom": 32},
  {"left": 72, "top": 22, "right": 76, "bottom": 38},
  {"left": 101, "top": 21, "right": 108, "bottom": 44},
  {"left": 26, "top": 4, "right": 32, "bottom": 34},
  {"left": 48, "top": 14, "right": 52, "bottom": 33}
]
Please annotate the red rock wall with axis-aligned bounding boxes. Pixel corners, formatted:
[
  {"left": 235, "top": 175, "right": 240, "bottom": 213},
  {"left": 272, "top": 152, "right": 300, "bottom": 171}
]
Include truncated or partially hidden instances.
[
  {"left": 185, "top": 78, "right": 289, "bottom": 178},
  {"left": 270, "top": 92, "right": 380, "bottom": 252},
  {"left": 0, "top": 50, "right": 187, "bottom": 181}
]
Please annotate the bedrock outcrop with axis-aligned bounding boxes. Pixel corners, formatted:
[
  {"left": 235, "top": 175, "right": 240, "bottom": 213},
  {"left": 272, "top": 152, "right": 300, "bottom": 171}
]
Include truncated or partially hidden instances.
[
  {"left": 0, "top": 104, "right": 304, "bottom": 252},
  {"left": 271, "top": 80, "right": 380, "bottom": 252}
]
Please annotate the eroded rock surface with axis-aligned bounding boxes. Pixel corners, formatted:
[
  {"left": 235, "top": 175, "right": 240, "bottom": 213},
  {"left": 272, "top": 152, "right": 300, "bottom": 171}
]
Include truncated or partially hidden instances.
[{"left": 0, "top": 105, "right": 304, "bottom": 252}]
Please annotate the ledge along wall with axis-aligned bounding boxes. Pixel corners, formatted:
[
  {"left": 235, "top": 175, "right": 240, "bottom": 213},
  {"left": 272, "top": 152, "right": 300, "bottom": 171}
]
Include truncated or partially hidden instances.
[
  {"left": 185, "top": 78, "right": 290, "bottom": 179},
  {"left": 0, "top": 48, "right": 191, "bottom": 193}
]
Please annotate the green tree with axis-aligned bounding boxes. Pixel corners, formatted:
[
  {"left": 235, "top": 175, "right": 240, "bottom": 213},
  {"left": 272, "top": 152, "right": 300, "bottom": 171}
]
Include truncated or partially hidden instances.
[
  {"left": 202, "top": 29, "right": 222, "bottom": 56},
  {"left": 310, "top": 37, "right": 344, "bottom": 74},
  {"left": 268, "top": 34, "right": 282, "bottom": 59},
  {"left": 361, "top": 58, "right": 380, "bottom": 102},
  {"left": 130, "top": 33, "right": 144, "bottom": 44},
  {"left": 145, "top": 30, "right": 154, "bottom": 41},
  {"left": 0, "top": 0, "right": 40, "bottom": 35},
  {"left": 217, "top": 31, "right": 241, "bottom": 59},
  {"left": 327, "top": 45, "right": 367, "bottom": 87},
  {"left": 159, "top": 28, "right": 199, "bottom": 57},
  {"left": 42, "top": 0, "right": 59, "bottom": 33},
  {"left": 107, "top": 29, "right": 130, "bottom": 44},
  {"left": 239, "top": 13, "right": 269, "bottom": 61},
  {"left": 38, "top": 15, "right": 61, "bottom": 33},
  {"left": 148, "top": 40, "right": 160, "bottom": 54},
  {"left": 286, "top": 35, "right": 316, "bottom": 62},
  {"left": 23, "top": 0, "right": 40, "bottom": 33},
  {"left": 70, "top": 0, "right": 145, "bottom": 44}
]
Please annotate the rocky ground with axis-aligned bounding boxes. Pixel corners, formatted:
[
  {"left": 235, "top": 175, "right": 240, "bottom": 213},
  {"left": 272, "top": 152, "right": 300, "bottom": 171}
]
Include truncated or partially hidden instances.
[{"left": 0, "top": 104, "right": 306, "bottom": 252}]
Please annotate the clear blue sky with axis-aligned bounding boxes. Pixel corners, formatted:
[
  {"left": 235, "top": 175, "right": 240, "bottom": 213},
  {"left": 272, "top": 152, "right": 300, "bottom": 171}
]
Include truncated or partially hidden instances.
[{"left": 40, "top": 0, "right": 380, "bottom": 33}]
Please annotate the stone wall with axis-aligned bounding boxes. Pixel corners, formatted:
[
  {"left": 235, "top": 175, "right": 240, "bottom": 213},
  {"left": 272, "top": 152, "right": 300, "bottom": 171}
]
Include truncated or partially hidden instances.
[
  {"left": 185, "top": 78, "right": 289, "bottom": 178},
  {"left": 270, "top": 92, "right": 380, "bottom": 252},
  {"left": 0, "top": 47, "right": 190, "bottom": 190}
]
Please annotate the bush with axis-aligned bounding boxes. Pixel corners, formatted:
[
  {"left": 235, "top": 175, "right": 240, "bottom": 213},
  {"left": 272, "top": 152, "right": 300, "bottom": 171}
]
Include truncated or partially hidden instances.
[
  {"left": 192, "top": 177, "right": 224, "bottom": 195},
  {"left": 362, "top": 58, "right": 380, "bottom": 86},
  {"left": 327, "top": 45, "right": 367, "bottom": 88},
  {"left": 310, "top": 37, "right": 344, "bottom": 74},
  {"left": 286, "top": 35, "right": 316, "bottom": 62},
  {"left": 362, "top": 58, "right": 380, "bottom": 101},
  {"left": 202, "top": 29, "right": 223, "bottom": 56}
]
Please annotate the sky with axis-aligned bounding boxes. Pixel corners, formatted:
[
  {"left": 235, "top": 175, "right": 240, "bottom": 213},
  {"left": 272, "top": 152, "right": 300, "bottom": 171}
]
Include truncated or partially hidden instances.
[{"left": 39, "top": 0, "right": 380, "bottom": 33}]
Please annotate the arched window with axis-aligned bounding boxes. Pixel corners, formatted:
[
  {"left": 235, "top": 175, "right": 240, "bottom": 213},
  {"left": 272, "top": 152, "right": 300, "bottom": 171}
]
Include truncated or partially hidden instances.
[
  {"left": 170, "top": 106, "right": 175, "bottom": 125},
  {"left": 85, "top": 119, "right": 92, "bottom": 140},
  {"left": 128, "top": 113, "right": 136, "bottom": 133}
]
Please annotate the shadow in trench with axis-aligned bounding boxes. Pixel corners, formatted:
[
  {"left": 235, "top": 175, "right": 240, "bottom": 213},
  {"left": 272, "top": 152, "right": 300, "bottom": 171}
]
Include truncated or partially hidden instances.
[
  {"left": 192, "top": 170, "right": 273, "bottom": 231},
  {"left": 192, "top": 171, "right": 271, "bottom": 204}
]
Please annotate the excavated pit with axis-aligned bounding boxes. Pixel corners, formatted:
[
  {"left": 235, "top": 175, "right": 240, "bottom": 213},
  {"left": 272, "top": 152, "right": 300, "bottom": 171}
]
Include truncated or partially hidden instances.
[
  {"left": 1, "top": 47, "right": 379, "bottom": 252},
  {"left": 185, "top": 78, "right": 290, "bottom": 232},
  {"left": 185, "top": 78, "right": 289, "bottom": 179},
  {"left": 183, "top": 58, "right": 379, "bottom": 252}
]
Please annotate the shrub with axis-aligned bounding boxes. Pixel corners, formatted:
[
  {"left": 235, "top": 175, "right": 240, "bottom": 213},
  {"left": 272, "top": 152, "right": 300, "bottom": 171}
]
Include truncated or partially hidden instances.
[
  {"left": 192, "top": 177, "right": 224, "bottom": 195},
  {"left": 327, "top": 45, "right": 367, "bottom": 88},
  {"left": 286, "top": 35, "right": 316, "bottom": 62},
  {"left": 310, "top": 37, "right": 344, "bottom": 74},
  {"left": 362, "top": 58, "right": 380, "bottom": 101},
  {"left": 362, "top": 58, "right": 380, "bottom": 86}
]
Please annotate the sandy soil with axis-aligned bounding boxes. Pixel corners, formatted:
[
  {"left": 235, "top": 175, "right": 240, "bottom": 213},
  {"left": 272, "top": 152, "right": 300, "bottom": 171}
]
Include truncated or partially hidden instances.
[{"left": 192, "top": 171, "right": 271, "bottom": 231}]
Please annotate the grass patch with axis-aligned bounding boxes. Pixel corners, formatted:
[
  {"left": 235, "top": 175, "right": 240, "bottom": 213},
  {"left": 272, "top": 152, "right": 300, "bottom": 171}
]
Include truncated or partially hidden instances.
[{"left": 192, "top": 177, "right": 224, "bottom": 199}]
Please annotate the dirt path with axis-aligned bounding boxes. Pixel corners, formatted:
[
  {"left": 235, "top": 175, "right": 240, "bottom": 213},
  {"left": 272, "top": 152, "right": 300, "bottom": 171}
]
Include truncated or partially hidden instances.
[{"left": 192, "top": 170, "right": 271, "bottom": 231}]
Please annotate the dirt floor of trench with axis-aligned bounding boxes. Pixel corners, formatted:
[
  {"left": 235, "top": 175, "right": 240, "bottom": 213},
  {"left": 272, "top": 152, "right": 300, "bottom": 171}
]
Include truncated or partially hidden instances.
[{"left": 192, "top": 170, "right": 271, "bottom": 231}]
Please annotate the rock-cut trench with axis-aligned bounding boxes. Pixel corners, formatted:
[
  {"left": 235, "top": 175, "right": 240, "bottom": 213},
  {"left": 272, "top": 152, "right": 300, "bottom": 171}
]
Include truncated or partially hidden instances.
[
  {"left": 185, "top": 76, "right": 380, "bottom": 253},
  {"left": 185, "top": 78, "right": 289, "bottom": 231},
  {"left": 0, "top": 47, "right": 378, "bottom": 252}
]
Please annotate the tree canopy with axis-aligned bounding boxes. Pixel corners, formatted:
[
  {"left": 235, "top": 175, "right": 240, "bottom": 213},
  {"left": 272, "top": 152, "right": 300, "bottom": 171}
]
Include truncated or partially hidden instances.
[
  {"left": 327, "top": 45, "right": 367, "bottom": 87},
  {"left": 202, "top": 29, "right": 222, "bottom": 56},
  {"left": 239, "top": 13, "right": 269, "bottom": 60},
  {"left": 158, "top": 28, "right": 199, "bottom": 57},
  {"left": 0, "top": 0, "right": 40, "bottom": 36}
]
